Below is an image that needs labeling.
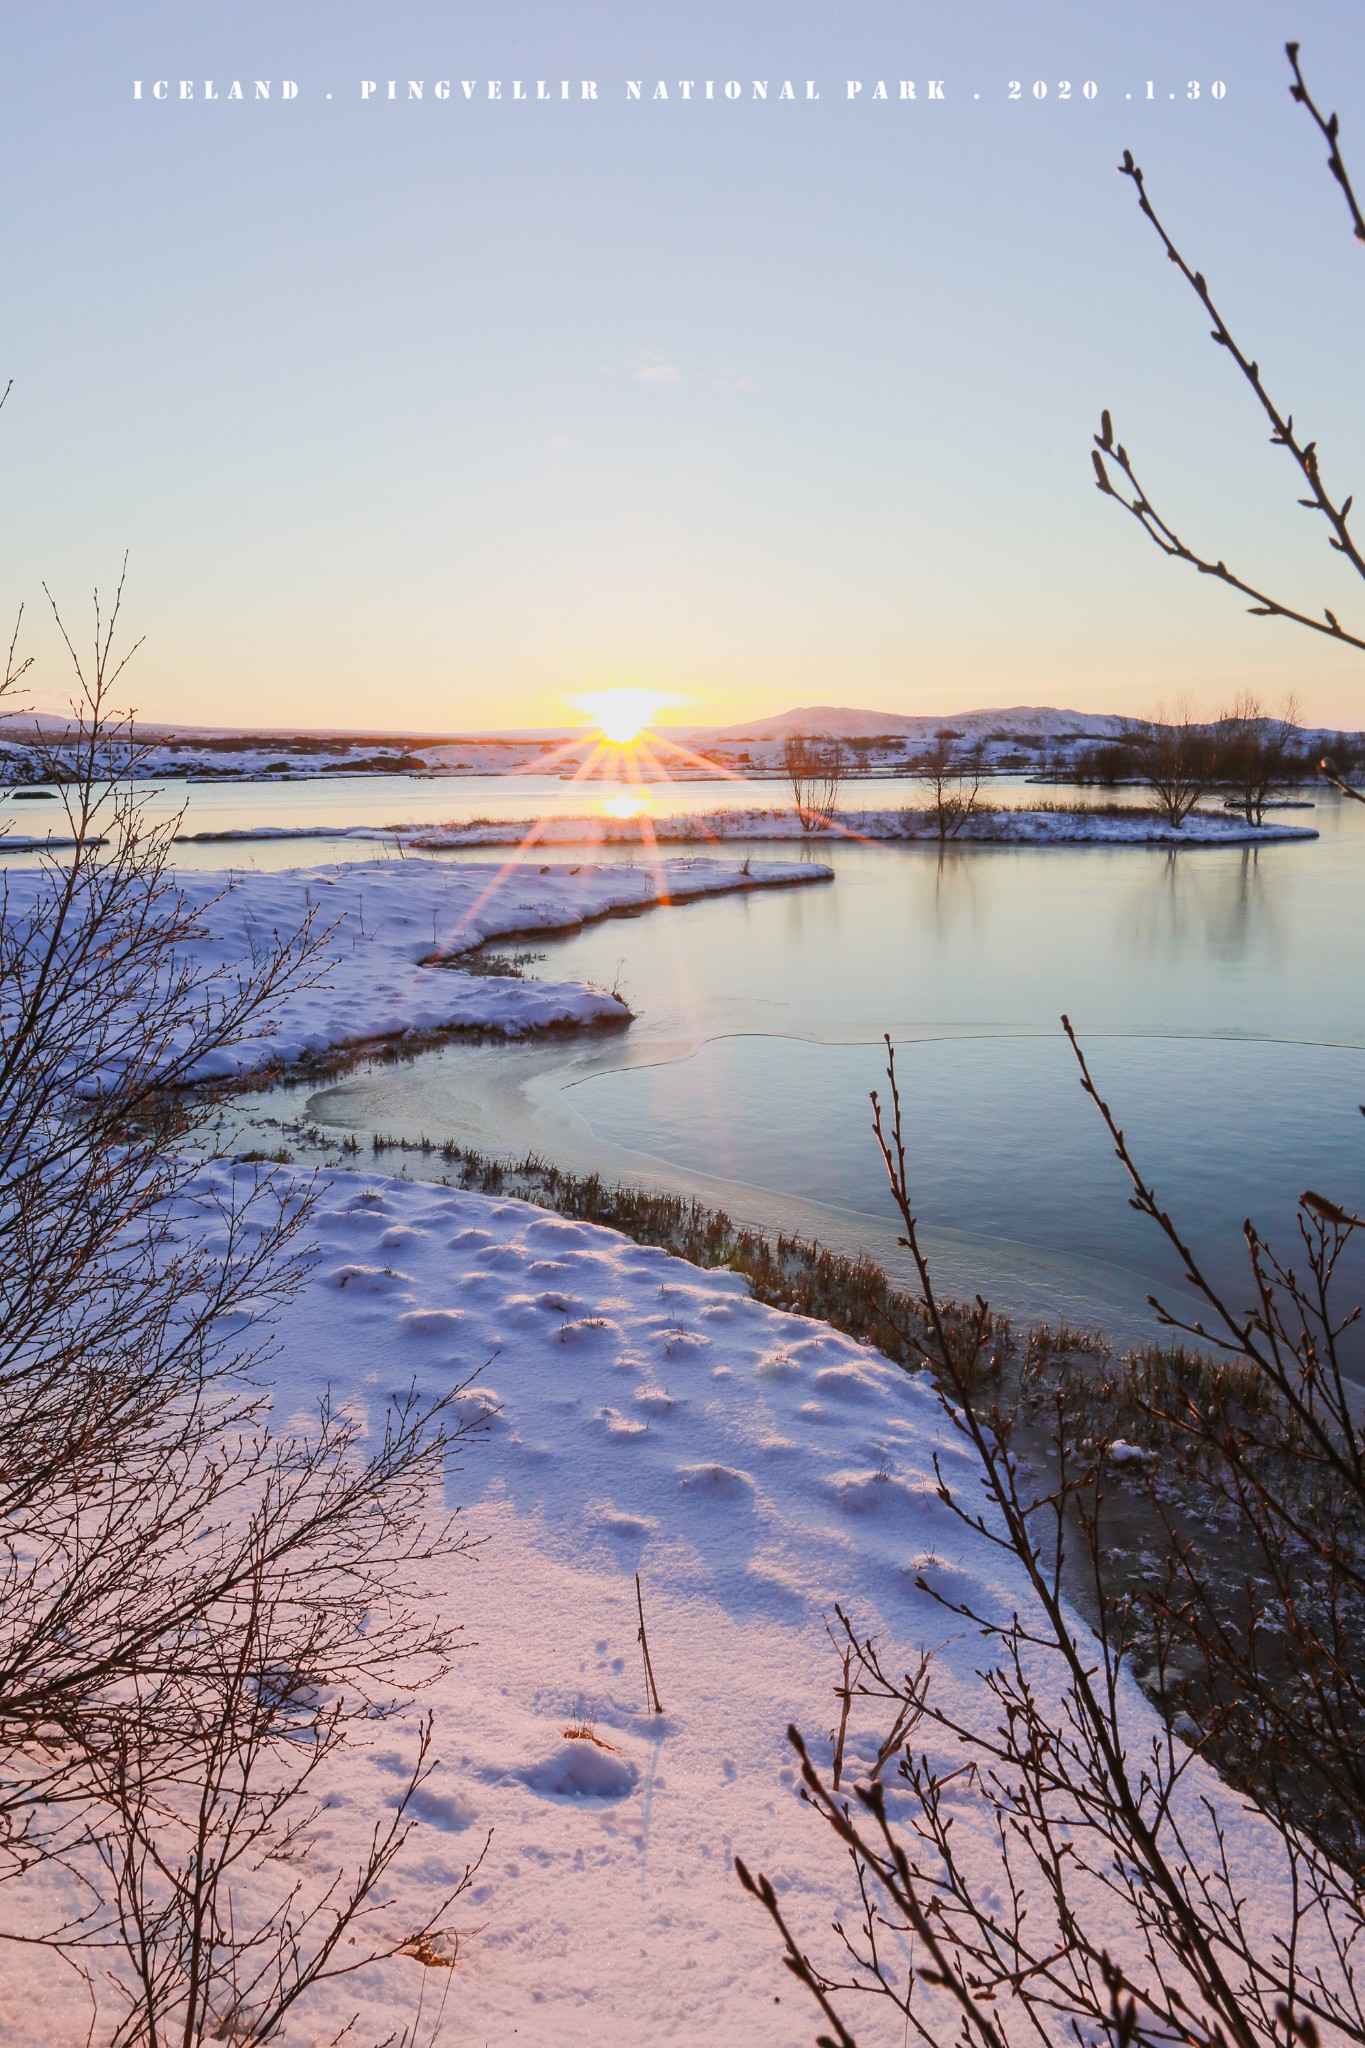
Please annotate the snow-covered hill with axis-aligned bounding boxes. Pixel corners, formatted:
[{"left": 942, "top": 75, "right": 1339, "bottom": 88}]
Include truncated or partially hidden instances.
[{"left": 683, "top": 703, "right": 1130, "bottom": 745}]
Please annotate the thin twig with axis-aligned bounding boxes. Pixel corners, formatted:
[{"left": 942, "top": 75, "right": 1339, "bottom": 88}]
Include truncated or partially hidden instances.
[{"left": 635, "top": 1573, "right": 664, "bottom": 1715}]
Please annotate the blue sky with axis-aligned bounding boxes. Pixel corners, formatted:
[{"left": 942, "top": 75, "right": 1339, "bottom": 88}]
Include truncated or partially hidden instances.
[{"left": 2, "top": 0, "right": 1363, "bottom": 731}]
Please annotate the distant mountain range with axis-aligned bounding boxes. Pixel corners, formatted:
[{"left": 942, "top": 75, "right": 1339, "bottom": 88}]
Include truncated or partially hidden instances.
[
  {"left": 0, "top": 703, "right": 1359, "bottom": 787},
  {"left": 680, "top": 704, "right": 1132, "bottom": 747}
]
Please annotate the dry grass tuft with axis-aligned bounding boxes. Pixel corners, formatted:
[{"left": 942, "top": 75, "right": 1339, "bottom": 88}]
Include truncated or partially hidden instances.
[
  {"left": 399, "top": 1930, "right": 461, "bottom": 1969},
  {"left": 562, "top": 1720, "right": 615, "bottom": 1749}
]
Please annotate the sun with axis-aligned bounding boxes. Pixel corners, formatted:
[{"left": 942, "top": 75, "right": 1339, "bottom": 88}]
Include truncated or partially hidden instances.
[{"left": 572, "top": 688, "right": 665, "bottom": 747}]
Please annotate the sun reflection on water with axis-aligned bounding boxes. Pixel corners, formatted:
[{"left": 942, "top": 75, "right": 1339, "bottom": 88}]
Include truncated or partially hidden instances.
[{"left": 602, "top": 788, "right": 653, "bottom": 820}]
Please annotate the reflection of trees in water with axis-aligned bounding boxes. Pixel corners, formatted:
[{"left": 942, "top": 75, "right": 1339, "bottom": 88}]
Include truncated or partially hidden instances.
[
  {"left": 927, "top": 841, "right": 982, "bottom": 938},
  {"left": 778, "top": 866, "right": 835, "bottom": 954},
  {"left": 1118, "top": 845, "right": 1277, "bottom": 967}
]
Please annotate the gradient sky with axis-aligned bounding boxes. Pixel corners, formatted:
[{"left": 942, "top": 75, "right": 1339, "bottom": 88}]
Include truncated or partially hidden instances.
[{"left": 3, "top": 0, "right": 1364, "bottom": 732}]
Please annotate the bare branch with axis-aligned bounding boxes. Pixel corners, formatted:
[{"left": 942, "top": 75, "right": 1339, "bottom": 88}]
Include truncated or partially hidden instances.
[
  {"left": 1287, "top": 40, "right": 1365, "bottom": 244},
  {"left": 1092, "top": 415, "right": 1365, "bottom": 651}
]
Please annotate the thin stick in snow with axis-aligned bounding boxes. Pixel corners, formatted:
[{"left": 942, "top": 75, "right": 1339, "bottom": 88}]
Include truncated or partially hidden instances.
[
  {"left": 831, "top": 1642, "right": 853, "bottom": 1791},
  {"left": 635, "top": 1572, "right": 664, "bottom": 1715}
]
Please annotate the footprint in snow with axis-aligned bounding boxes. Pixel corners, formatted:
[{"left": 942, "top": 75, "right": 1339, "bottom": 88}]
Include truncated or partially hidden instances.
[
  {"left": 586, "top": 1503, "right": 658, "bottom": 1538},
  {"left": 404, "top": 1784, "right": 478, "bottom": 1832}
]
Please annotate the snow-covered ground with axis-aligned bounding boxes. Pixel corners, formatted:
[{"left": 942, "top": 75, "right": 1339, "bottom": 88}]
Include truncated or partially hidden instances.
[
  {"left": 167, "top": 805, "right": 1319, "bottom": 851},
  {"left": 3, "top": 855, "right": 830, "bottom": 1081},
  {"left": 2, "top": 1166, "right": 1321, "bottom": 2046}
]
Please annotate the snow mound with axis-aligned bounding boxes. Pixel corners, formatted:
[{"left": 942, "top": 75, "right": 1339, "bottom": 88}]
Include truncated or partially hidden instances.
[
  {"left": 516, "top": 1740, "right": 639, "bottom": 1803},
  {"left": 675, "top": 1461, "right": 754, "bottom": 1497},
  {"left": 398, "top": 1307, "right": 463, "bottom": 1335},
  {"left": 325, "top": 1263, "right": 412, "bottom": 1292}
]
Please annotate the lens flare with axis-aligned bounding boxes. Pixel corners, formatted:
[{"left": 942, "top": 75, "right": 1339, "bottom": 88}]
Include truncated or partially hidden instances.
[{"left": 573, "top": 688, "right": 664, "bottom": 746}]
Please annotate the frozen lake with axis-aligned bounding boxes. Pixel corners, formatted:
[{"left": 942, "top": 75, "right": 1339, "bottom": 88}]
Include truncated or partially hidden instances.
[
  {"left": 119, "top": 772, "right": 1365, "bottom": 1358},
  {"left": 2, "top": 766, "right": 1166, "bottom": 866}
]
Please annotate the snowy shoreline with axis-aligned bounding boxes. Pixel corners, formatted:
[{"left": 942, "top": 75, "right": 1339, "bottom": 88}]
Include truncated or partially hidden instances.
[
  {"left": 16, "top": 854, "right": 830, "bottom": 1083},
  {"left": 170, "top": 804, "right": 1320, "bottom": 850}
]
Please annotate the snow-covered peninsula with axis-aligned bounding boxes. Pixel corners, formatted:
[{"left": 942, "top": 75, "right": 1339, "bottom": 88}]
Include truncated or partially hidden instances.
[{"left": 8, "top": 854, "right": 830, "bottom": 1081}]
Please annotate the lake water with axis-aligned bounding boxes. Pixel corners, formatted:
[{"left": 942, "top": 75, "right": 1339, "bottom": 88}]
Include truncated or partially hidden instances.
[
  {"left": 2, "top": 767, "right": 1160, "bottom": 868},
  {"left": 12, "top": 772, "right": 1362, "bottom": 1354}
]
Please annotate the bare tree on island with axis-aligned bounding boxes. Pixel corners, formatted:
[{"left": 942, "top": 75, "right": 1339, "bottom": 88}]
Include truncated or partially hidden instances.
[
  {"left": 783, "top": 733, "right": 848, "bottom": 832},
  {"left": 0, "top": 556, "right": 483, "bottom": 2039},
  {"left": 1122, "top": 698, "right": 1219, "bottom": 828},
  {"left": 1218, "top": 688, "right": 1305, "bottom": 825},
  {"left": 913, "top": 731, "right": 986, "bottom": 839},
  {"left": 741, "top": 46, "right": 1365, "bottom": 2048}
]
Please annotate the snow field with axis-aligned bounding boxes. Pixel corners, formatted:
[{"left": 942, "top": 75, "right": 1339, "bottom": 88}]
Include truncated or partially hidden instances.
[
  {"left": 263, "top": 1170, "right": 1017, "bottom": 2045},
  {"left": 1, "top": 1166, "right": 1334, "bottom": 2044}
]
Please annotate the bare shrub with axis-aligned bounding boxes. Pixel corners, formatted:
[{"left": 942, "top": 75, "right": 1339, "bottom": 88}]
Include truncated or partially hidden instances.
[
  {"left": 740, "top": 1032, "right": 1365, "bottom": 2048},
  {"left": 1217, "top": 689, "right": 1305, "bottom": 824},
  {"left": 782, "top": 734, "right": 847, "bottom": 832},
  {"left": 1122, "top": 699, "right": 1219, "bottom": 827},
  {"left": 1072, "top": 739, "right": 1138, "bottom": 786},
  {"left": 0, "top": 565, "right": 480, "bottom": 2036},
  {"left": 913, "top": 734, "right": 986, "bottom": 839}
]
